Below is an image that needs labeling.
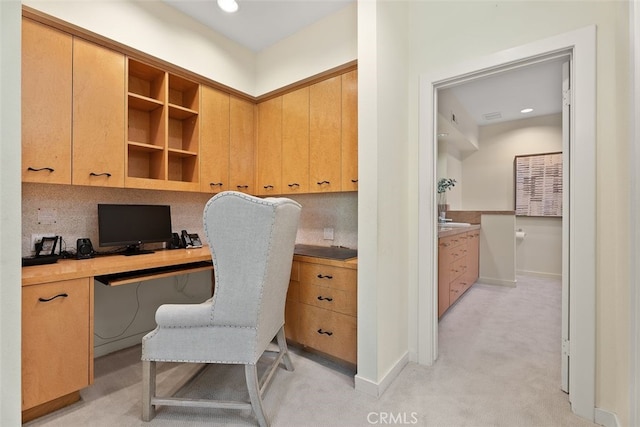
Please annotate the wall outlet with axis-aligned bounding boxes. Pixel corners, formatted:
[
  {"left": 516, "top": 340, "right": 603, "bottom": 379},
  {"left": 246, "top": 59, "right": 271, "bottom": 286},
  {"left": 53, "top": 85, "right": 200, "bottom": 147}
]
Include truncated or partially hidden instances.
[
  {"left": 323, "top": 227, "right": 334, "bottom": 240},
  {"left": 31, "top": 233, "right": 55, "bottom": 252}
]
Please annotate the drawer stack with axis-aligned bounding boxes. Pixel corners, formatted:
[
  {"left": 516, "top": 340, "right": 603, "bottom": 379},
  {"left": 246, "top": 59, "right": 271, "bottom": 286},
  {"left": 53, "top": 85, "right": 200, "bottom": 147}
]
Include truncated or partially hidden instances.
[
  {"left": 438, "top": 229, "right": 480, "bottom": 317},
  {"left": 285, "top": 259, "right": 357, "bottom": 365}
]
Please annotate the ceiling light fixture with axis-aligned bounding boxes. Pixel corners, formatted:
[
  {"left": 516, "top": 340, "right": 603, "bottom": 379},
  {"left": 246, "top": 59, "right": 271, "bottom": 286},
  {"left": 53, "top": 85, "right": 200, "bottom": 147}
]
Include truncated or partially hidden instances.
[
  {"left": 520, "top": 108, "right": 534, "bottom": 114},
  {"left": 217, "top": 0, "right": 239, "bottom": 13}
]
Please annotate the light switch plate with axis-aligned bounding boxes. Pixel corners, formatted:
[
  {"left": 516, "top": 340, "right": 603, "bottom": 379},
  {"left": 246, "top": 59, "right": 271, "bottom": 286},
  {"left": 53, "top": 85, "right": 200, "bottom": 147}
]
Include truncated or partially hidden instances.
[{"left": 323, "top": 227, "right": 334, "bottom": 240}]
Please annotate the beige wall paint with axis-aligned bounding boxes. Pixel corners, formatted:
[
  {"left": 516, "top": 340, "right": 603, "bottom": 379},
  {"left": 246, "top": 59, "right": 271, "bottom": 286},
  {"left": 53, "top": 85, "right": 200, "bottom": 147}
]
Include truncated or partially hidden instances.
[{"left": 407, "top": 1, "right": 630, "bottom": 424}]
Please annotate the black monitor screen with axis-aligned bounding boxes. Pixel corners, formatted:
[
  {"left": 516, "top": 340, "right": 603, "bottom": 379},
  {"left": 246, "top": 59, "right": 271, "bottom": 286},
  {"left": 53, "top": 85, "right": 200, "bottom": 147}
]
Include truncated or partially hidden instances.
[{"left": 98, "top": 204, "right": 172, "bottom": 250}]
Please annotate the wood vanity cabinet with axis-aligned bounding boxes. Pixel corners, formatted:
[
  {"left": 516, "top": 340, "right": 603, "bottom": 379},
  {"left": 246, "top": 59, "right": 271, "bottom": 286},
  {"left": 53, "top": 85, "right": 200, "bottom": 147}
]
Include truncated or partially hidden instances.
[
  {"left": 438, "top": 229, "right": 480, "bottom": 317},
  {"left": 72, "top": 38, "right": 125, "bottom": 187},
  {"left": 200, "top": 86, "right": 231, "bottom": 194},
  {"left": 286, "top": 258, "right": 357, "bottom": 365},
  {"left": 229, "top": 96, "right": 255, "bottom": 194},
  {"left": 21, "top": 18, "right": 72, "bottom": 185},
  {"left": 22, "top": 278, "right": 93, "bottom": 421},
  {"left": 255, "top": 96, "right": 283, "bottom": 195}
]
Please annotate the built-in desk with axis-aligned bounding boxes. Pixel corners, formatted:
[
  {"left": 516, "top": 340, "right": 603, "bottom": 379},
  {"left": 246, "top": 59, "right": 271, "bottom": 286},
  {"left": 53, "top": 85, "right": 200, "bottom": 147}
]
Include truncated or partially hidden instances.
[{"left": 21, "top": 247, "right": 213, "bottom": 422}]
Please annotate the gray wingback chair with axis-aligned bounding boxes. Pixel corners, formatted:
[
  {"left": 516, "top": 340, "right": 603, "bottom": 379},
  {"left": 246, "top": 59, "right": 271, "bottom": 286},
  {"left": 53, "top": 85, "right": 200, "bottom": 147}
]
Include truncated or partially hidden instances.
[{"left": 141, "top": 191, "right": 301, "bottom": 427}]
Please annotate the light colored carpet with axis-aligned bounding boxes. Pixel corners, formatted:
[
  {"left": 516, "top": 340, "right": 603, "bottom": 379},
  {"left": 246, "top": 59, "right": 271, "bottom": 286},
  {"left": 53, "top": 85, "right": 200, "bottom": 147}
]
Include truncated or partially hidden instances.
[{"left": 25, "top": 275, "right": 598, "bottom": 427}]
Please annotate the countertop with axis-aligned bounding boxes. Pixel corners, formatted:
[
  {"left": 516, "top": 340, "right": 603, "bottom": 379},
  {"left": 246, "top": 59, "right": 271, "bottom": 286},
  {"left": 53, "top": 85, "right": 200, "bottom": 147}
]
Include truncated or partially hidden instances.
[
  {"left": 293, "top": 244, "right": 358, "bottom": 269},
  {"left": 438, "top": 224, "right": 481, "bottom": 238}
]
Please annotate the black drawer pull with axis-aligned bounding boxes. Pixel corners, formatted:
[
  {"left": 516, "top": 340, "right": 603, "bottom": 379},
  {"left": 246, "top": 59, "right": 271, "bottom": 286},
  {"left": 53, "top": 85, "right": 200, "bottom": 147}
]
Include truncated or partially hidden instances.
[
  {"left": 288, "top": 183, "right": 300, "bottom": 187},
  {"left": 263, "top": 184, "right": 274, "bottom": 189},
  {"left": 317, "top": 329, "right": 333, "bottom": 336},
  {"left": 28, "top": 167, "right": 54, "bottom": 173},
  {"left": 317, "top": 180, "right": 330, "bottom": 185},
  {"left": 317, "top": 274, "right": 333, "bottom": 279},
  {"left": 317, "top": 296, "right": 333, "bottom": 302},
  {"left": 236, "top": 185, "right": 249, "bottom": 189},
  {"left": 38, "top": 293, "right": 68, "bottom": 302},
  {"left": 210, "top": 182, "right": 223, "bottom": 187},
  {"left": 351, "top": 179, "right": 358, "bottom": 183},
  {"left": 90, "top": 172, "right": 112, "bottom": 177}
]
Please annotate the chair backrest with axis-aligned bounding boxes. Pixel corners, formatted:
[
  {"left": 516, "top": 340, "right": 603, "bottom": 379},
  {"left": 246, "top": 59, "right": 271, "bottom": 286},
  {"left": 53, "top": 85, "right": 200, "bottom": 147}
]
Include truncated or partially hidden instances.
[{"left": 203, "top": 191, "right": 301, "bottom": 345}]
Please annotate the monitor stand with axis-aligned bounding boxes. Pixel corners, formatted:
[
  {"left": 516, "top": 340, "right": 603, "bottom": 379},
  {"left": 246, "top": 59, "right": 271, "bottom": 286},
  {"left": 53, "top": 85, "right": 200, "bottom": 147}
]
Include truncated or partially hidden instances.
[{"left": 122, "top": 244, "right": 155, "bottom": 256}]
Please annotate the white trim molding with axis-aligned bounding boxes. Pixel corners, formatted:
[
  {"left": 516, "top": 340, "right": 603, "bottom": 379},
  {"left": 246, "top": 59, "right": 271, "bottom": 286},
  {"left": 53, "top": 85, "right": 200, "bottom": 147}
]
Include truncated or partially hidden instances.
[
  {"left": 416, "top": 26, "right": 596, "bottom": 422},
  {"left": 595, "top": 408, "right": 621, "bottom": 427},
  {"left": 355, "top": 352, "right": 409, "bottom": 398}
]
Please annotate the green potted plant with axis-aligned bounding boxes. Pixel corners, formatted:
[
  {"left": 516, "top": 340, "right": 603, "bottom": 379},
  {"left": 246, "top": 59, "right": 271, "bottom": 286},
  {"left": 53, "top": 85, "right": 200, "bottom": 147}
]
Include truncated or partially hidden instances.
[{"left": 437, "top": 178, "right": 456, "bottom": 222}]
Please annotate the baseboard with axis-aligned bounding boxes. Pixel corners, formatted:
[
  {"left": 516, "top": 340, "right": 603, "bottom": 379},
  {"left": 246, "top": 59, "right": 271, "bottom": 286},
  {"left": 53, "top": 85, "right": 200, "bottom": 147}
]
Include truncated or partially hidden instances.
[
  {"left": 355, "top": 351, "right": 409, "bottom": 398},
  {"left": 516, "top": 269, "right": 562, "bottom": 280},
  {"left": 478, "top": 276, "right": 517, "bottom": 287},
  {"left": 595, "top": 407, "right": 621, "bottom": 427}
]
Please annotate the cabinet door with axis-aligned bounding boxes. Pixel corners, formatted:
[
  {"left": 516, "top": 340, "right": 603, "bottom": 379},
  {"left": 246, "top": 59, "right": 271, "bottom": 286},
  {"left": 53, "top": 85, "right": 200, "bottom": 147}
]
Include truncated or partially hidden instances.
[
  {"left": 309, "top": 76, "right": 341, "bottom": 193},
  {"left": 22, "top": 278, "right": 92, "bottom": 410},
  {"left": 229, "top": 96, "right": 255, "bottom": 194},
  {"left": 72, "top": 38, "right": 125, "bottom": 187},
  {"left": 200, "top": 86, "right": 230, "bottom": 193},
  {"left": 255, "top": 96, "right": 282, "bottom": 195},
  {"left": 282, "top": 87, "right": 310, "bottom": 194},
  {"left": 21, "top": 19, "right": 72, "bottom": 185},
  {"left": 341, "top": 70, "right": 358, "bottom": 191},
  {"left": 438, "top": 238, "right": 452, "bottom": 317}
]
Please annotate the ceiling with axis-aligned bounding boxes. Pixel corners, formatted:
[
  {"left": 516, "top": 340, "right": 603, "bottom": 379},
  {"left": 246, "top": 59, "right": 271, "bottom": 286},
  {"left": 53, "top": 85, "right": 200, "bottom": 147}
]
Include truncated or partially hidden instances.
[
  {"left": 163, "top": 0, "right": 354, "bottom": 52},
  {"left": 444, "top": 59, "right": 565, "bottom": 126},
  {"left": 162, "top": 0, "right": 561, "bottom": 127}
]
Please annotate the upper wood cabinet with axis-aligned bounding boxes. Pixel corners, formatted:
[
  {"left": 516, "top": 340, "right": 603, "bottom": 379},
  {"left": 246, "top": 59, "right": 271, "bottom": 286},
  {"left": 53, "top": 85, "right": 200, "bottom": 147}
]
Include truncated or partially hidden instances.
[
  {"left": 309, "top": 75, "right": 342, "bottom": 193},
  {"left": 200, "top": 86, "right": 230, "bottom": 194},
  {"left": 255, "top": 97, "right": 283, "bottom": 195},
  {"left": 22, "top": 19, "right": 72, "bottom": 185},
  {"left": 72, "top": 38, "right": 125, "bottom": 187},
  {"left": 229, "top": 96, "right": 255, "bottom": 194},
  {"left": 282, "top": 87, "right": 310, "bottom": 194},
  {"left": 341, "top": 70, "right": 358, "bottom": 191}
]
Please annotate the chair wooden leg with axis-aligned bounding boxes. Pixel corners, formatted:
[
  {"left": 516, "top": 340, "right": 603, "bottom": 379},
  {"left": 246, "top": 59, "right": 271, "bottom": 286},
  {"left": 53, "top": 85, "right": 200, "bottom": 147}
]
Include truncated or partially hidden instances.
[
  {"left": 142, "top": 360, "right": 156, "bottom": 421},
  {"left": 277, "top": 326, "right": 294, "bottom": 372},
  {"left": 245, "top": 364, "right": 269, "bottom": 427}
]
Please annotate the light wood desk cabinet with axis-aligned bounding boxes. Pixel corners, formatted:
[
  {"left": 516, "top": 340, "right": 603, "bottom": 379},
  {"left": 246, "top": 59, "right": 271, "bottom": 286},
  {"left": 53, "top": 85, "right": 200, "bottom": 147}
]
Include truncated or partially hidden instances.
[
  {"left": 200, "top": 86, "right": 231, "bottom": 194},
  {"left": 229, "top": 96, "right": 256, "bottom": 194},
  {"left": 255, "top": 96, "right": 283, "bottom": 195},
  {"left": 22, "top": 278, "right": 93, "bottom": 421},
  {"left": 286, "top": 256, "right": 357, "bottom": 366},
  {"left": 21, "top": 18, "right": 72, "bottom": 185}
]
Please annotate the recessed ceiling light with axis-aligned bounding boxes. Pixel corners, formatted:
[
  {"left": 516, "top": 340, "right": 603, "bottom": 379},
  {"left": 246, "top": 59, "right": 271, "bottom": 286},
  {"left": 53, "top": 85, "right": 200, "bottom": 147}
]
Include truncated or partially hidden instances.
[
  {"left": 520, "top": 108, "right": 534, "bottom": 114},
  {"left": 217, "top": 0, "right": 239, "bottom": 13},
  {"left": 437, "top": 133, "right": 449, "bottom": 138}
]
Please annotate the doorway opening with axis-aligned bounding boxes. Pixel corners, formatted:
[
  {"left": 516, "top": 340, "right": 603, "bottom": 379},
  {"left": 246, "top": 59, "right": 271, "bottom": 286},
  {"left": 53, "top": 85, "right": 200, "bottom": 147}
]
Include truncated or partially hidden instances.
[{"left": 416, "top": 27, "right": 596, "bottom": 421}]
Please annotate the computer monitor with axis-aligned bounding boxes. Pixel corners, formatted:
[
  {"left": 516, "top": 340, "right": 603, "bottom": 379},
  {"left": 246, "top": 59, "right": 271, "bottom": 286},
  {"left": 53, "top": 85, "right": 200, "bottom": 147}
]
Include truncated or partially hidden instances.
[{"left": 97, "top": 204, "right": 173, "bottom": 255}]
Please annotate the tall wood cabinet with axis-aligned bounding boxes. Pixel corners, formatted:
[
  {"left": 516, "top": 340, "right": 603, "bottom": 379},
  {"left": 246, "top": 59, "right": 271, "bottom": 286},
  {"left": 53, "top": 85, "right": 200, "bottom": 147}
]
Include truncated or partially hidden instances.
[
  {"left": 72, "top": 38, "right": 126, "bottom": 187},
  {"left": 341, "top": 70, "right": 358, "bottom": 191},
  {"left": 229, "top": 96, "right": 255, "bottom": 194},
  {"left": 22, "top": 278, "right": 93, "bottom": 421},
  {"left": 282, "top": 87, "right": 310, "bottom": 194},
  {"left": 200, "top": 86, "right": 231, "bottom": 194},
  {"left": 255, "top": 97, "right": 283, "bottom": 195},
  {"left": 21, "top": 18, "right": 72, "bottom": 185}
]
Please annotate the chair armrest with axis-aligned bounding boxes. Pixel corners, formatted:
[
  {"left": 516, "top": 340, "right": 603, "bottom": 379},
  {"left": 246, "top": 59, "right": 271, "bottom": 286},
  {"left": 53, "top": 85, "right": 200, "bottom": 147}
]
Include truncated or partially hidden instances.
[{"left": 155, "top": 300, "right": 213, "bottom": 328}]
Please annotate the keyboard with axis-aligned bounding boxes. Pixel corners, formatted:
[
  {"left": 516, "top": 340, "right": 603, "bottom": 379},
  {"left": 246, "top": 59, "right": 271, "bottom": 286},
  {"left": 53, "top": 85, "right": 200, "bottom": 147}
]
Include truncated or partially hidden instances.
[{"left": 22, "top": 255, "right": 60, "bottom": 267}]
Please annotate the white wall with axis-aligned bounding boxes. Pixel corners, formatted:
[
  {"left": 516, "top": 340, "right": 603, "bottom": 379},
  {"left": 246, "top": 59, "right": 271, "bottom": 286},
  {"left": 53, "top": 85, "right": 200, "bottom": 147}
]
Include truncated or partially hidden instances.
[
  {"left": 255, "top": 2, "right": 357, "bottom": 96},
  {"left": 407, "top": 2, "right": 630, "bottom": 424},
  {"left": 0, "top": 1, "right": 23, "bottom": 425},
  {"left": 463, "top": 114, "right": 563, "bottom": 277}
]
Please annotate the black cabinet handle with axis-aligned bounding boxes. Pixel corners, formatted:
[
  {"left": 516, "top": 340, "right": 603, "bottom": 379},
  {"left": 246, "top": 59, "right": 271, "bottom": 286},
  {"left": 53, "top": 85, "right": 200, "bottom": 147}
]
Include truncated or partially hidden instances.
[
  {"left": 351, "top": 179, "right": 358, "bottom": 183},
  {"left": 28, "top": 167, "right": 54, "bottom": 173},
  {"left": 317, "top": 296, "right": 333, "bottom": 302},
  {"left": 210, "top": 182, "right": 223, "bottom": 187},
  {"left": 90, "top": 172, "right": 112, "bottom": 177},
  {"left": 288, "top": 183, "right": 300, "bottom": 188},
  {"left": 317, "top": 329, "right": 333, "bottom": 336},
  {"left": 317, "top": 274, "right": 333, "bottom": 279},
  {"left": 236, "top": 185, "right": 249, "bottom": 189},
  {"left": 38, "top": 293, "right": 68, "bottom": 302},
  {"left": 317, "top": 180, "right": 330, "bottom": 186},
  {"left": 263, "top": 185, "right": 274, "bottom": 189}
]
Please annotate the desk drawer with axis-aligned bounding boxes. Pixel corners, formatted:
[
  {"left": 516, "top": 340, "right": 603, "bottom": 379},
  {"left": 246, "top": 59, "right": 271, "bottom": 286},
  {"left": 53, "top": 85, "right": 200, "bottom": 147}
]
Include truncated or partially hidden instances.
[
  {"left": 449, "top": 256, "right": 467, "bottom": 282},
  {"left": 299, "top": 283, "right": 356, "bottom": 316},
  {"left": 299, "top": 263, "right": 356, "bottom": 292},
  {"left": 298, "top": 304, "right": 356, "bottom": 364}
]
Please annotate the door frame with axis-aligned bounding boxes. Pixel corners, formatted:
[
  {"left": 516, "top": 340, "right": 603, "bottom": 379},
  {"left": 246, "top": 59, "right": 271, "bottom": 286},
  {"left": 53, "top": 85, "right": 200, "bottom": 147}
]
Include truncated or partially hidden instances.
[{"left": 416, "top": 26, "right": 596, "bottom": 421}]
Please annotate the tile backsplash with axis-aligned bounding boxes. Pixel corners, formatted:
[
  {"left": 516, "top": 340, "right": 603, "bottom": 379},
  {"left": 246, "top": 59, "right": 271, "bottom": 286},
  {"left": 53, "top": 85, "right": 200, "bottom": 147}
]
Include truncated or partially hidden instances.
[{"left": 22, "top": 183, "right": 357, "bottom": 257}]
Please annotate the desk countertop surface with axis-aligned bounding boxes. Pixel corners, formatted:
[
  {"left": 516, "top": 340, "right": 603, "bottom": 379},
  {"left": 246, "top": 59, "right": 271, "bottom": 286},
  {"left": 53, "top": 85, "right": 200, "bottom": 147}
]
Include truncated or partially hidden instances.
[{"left": 21, "top": 246, "right": 213, "bottom": 287}]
